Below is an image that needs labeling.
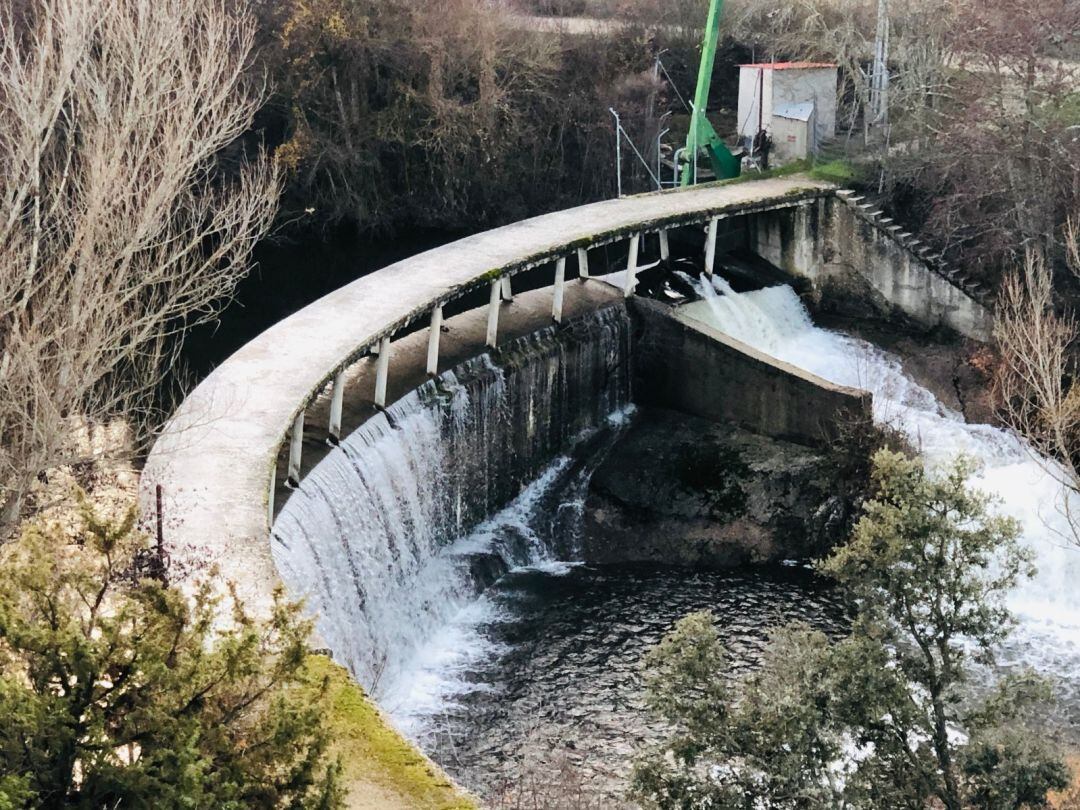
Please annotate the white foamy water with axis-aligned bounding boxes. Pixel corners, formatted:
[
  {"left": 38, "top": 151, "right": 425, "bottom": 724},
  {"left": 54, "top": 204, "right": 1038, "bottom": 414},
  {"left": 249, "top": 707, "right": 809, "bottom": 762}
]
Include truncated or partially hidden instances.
[
  {"left": 270, "top": 308, "right": 633, "bottom": 721},
  {"left": 680, "top": 274, "right": 1080, "bottom": 680},
  {"left": 379, "top": 448, "right": 610, "bottom": 736}
]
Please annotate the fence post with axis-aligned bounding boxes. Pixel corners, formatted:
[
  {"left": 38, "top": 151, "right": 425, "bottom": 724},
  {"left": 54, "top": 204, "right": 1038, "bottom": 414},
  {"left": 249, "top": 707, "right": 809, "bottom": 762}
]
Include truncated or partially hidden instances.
[
  {"left": 328, "top": 371, "right": 345, "bottom": 444},
  {"left": 287, "top": 410, "right": 304, "bottom": 486},
  {"left": 374, "top": 336, "right": 391, "bottom": 408},
  {"left": 624, "top": 233, "right": 640, "bottom": 297},
  {"left": 426, "top": 306, "right": 443, "bottom": 376},
  {"left": 704, "top": 217, "right": 718, "bottom": 276},
  {"left": 486, "top": 279, "right": 501, "bottom": 347},
  {"left": 577, "top": 247, "right": 590, "bottom": 279},
  {"left": 552, "top": 258, "right": 566, "bottom": 323}
]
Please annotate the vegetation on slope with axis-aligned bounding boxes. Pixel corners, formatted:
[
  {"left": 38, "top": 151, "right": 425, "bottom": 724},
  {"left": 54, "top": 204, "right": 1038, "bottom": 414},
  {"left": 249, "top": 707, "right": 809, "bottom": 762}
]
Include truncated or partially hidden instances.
[
  {"left": 0, "top": 498, "right": 340, "bottom": 808},
  {"left": 632, "top": 450, "right": 1068, "bottom": 809}
]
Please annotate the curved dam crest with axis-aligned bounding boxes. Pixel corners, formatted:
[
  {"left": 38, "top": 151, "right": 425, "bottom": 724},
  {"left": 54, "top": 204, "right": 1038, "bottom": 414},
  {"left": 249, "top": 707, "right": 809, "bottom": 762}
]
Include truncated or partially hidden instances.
[{"left": 143, "top": 175, "right": 842, "bottom": 619}]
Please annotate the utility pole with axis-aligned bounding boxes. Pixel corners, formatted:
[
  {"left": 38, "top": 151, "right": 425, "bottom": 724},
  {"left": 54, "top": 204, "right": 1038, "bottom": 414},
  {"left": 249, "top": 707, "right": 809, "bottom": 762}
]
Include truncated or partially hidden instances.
[
  {"left": 869, "top": 0, "right": 890, "bottom": 136},
  {"left": 610, "top": 108, "right": 623, "bottom": 197}
]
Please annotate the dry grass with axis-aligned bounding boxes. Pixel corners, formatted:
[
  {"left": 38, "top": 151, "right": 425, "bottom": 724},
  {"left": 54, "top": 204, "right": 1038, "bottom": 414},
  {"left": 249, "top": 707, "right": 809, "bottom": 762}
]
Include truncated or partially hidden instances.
[{"left": 1049, "top": 756, "right": 1080, "bottom": 809}]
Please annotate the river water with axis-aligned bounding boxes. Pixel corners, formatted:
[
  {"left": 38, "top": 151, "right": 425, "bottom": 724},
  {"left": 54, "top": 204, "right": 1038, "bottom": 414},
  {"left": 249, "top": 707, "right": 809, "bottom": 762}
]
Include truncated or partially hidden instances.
[
  {"left": 390, "top": 275, "right": 1080, "bottom": 802},
  {"left": 370, "top": 441, "right": 848, "bottom": 803},
  {"left": 274, "top": 269, "right": 1080, "bottom": 804},
  {"left": 394, "top": 561, "right": 846, "bottom": 804}
]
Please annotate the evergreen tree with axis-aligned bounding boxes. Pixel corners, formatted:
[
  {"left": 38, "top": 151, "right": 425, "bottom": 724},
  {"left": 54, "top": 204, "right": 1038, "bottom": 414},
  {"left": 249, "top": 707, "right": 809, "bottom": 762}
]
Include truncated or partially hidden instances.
[
  {"left": 0, "top": 495, "right": 342, "bottom": 809},
  {"left": 631, "top": 450, "right": 1068, "bottom": 809}
]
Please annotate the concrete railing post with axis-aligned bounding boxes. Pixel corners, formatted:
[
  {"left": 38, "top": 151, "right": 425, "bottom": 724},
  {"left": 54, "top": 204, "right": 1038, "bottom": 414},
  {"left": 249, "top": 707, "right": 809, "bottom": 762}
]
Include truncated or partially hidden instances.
[
  {"left": 287, "top": 410, "right": 304, "bottom": 486},
  {"left": 426, "top": 306, "right": 443, "bottom": 376},
  {"left": 501, "top": 275, "right": 514, "bottom": 302},
  {"left": 624, "top": 233, "right": 640, "bottom": 298},
  {"left": 374, "top": 335, "right": 391, "bottom": 408},
  {"left": 704, "top": 217, "right": 718, "bottom": 276},
  {"left": 486, "top": 279, "right": 501, "bottom": 347},
  {"left": 552, "top": 257, "right": 566, "bottom": 323},
  {"left": 268, "top": 464, "right": 276, "bottom": 525},
  {"left": 659, "top": 228, "right": 670, "bottom": 261},
  {"left": 328, "top": 371, "right": 345, "bottom": 444},
  {"left": 577, "top": 247, "right": 590, "bottom": 279}
]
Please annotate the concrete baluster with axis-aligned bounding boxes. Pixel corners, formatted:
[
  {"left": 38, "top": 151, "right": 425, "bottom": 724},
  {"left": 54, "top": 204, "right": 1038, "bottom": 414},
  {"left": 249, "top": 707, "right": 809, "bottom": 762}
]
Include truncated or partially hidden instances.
[
  {"left": 328, "top": 371, "right": 345, "bottom": 444},
  {"left": 374, "top": 335, "right": 391, "bottom": 408},
  {"left": 287, "top": 410, "right": 304, "bottom": 486},
  {"left": 501, "top": 275, "right": 514, "bottom": 302},
  {"left": 577, "top": 247, "right": 590, "bottom": 279},
  {"left": 267, "top": 463, "right": 276, "bottom": 525},
  {"left": 552, "top": 257, "right": 566, "bottom": 323},
  {"left": 659, "top": 228, "right": 670, "bottom": 261},
  {"left": 486, "top": 279, "right": 501, "bottom": 347},
  {"left": 704, "top": 217, "right": 718, "bottom": 276},
  {"left": 426, "top": 305, "right": 443, "bottom": 376},
  {"left": 624, "top": 233, "right": 640, "bottom": 297}
]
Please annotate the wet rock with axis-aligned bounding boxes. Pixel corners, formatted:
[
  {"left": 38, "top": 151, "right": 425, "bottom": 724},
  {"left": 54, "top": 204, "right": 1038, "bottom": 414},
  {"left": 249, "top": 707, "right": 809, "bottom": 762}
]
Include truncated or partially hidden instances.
[{"left": 583, "top": 408, "right": 842, "bottom": 567}]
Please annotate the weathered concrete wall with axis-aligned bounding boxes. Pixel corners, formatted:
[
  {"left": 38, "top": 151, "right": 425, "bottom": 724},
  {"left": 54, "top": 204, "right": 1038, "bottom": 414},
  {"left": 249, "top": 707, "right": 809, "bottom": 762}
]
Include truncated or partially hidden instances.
[
  {"left": 142, "top": 174, "right": 834, "bottom": 625},
  {"left": 746, "top": 197, "right": 828, "bottom": 280},
  {"left": 746, "top": 195, "right": 993, "bottom": 341},
  {"left": 823, "top": 197, "right": 994, "bottom": 340},
  {"left": 630, "top": 297, "right": 871, "bottom": 446}
]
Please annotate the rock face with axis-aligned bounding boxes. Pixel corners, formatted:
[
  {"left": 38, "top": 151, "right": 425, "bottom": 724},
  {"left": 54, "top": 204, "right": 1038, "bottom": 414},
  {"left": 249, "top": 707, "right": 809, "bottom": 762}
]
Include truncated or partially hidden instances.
[{"left": 583, "top": 408, "right": 845, "bottom": 567}]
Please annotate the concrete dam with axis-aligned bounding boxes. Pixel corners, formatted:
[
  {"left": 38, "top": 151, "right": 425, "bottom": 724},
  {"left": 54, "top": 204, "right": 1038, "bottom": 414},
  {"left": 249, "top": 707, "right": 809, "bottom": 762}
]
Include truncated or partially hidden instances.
[{"left": 145, "top": 175, "right": 1028, "bottom": 801}]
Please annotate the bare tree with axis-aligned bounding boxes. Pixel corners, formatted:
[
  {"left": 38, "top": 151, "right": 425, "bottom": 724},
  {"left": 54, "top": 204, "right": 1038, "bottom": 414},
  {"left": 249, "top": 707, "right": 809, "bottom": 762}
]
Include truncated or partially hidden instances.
[
  {"left": 886, "top": 0, "right": 1080, "bottom": 279},
  {"left": 995, "top": 225, "right": 1080, "bottom": 540},
  {"left": 0, "top": 0, "right": 280, "bottom": 533}
]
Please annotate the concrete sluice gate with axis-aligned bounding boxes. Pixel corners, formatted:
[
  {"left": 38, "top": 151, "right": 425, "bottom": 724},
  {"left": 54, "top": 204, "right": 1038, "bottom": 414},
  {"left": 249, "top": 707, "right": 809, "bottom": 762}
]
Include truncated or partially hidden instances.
[{"left": 271, "top": 306, "right": 633, "bottom": 694}]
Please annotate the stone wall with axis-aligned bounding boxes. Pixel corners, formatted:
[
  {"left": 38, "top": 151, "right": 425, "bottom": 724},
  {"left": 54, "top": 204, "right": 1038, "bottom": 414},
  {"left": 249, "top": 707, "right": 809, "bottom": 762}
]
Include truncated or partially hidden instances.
[
  {"left": 823, "top": 196, "right": 993, "bottom": 340},
  {"left": 630, "top": 297, "right": 871, "bottom": 447},
  {"left": 746, "top": 197, "right": 828, "bottom": 280}
]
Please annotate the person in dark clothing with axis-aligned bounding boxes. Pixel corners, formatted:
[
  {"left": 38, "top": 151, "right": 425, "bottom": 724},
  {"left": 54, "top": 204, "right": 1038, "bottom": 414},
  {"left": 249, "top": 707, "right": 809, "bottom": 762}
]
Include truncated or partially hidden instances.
[{"left": 752, "top": 128, "right": 772, "bottom": 170}]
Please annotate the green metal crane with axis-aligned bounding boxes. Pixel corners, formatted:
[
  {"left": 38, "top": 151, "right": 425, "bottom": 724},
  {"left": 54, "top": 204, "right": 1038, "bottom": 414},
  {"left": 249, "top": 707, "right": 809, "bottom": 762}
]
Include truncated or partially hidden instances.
[{"left": 680, "top": 0, "right": 741, "bottom": 185}]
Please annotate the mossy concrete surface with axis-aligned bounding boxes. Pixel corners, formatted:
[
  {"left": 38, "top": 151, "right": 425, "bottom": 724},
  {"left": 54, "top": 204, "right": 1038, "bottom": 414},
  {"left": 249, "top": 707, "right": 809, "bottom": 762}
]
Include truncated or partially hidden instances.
[{"left": 301, "top": 656, "right": 477, "bottom": 810}]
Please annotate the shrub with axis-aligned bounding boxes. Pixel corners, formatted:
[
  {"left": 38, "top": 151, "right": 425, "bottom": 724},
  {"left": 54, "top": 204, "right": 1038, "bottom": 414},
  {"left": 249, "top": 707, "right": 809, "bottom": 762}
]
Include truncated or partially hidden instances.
[
  {"left": 0, "top": 496, "right": 341, "bottom": 809},
  {"left": 631, "top": 451, "right": 1068, "bottom": 809}
]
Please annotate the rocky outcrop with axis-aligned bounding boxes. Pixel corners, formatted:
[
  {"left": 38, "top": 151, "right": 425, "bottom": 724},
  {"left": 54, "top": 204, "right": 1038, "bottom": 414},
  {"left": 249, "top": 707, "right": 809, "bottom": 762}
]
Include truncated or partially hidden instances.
[{"left": 583, "top": 408, "right": 847, "bottom": 568}]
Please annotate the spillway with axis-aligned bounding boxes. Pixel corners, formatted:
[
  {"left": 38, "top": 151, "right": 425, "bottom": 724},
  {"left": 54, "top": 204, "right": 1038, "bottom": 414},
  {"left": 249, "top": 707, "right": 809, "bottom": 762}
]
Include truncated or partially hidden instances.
[
  {"left": 270, "top": 306, "right": 631, "bottom": 696},
  {"left": 681, "top": 275, "right": 1080, "bottom": 718}
]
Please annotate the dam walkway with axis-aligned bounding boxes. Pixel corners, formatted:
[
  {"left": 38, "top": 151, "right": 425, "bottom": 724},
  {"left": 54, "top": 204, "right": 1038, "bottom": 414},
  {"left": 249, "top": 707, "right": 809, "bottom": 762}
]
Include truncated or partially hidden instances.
[
  {"left": 143, "top": 176, "right": 836, "bottom": 616},
  {"left": 143, "top": 172, "right": 992, "bottom": 625}
]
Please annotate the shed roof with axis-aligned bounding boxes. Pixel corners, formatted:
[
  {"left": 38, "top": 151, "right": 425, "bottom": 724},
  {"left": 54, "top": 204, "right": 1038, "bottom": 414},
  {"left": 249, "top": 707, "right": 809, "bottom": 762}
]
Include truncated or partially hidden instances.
[
  {"left": 774, "top": 102, "right": 815, "bottom": 122},
  {"left": 739, "top": 61, "right": 837, "bottom": 70}
]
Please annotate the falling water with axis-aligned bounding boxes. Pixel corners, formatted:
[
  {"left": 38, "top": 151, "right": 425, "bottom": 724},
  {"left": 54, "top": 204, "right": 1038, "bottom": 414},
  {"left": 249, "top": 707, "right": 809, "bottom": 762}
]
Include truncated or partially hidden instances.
[
  {"left": 680, "top": 274, "right": 1080, "bottom": 713},
  {"left": 270, "top": 306, "right": 631, "bottom": 703}
]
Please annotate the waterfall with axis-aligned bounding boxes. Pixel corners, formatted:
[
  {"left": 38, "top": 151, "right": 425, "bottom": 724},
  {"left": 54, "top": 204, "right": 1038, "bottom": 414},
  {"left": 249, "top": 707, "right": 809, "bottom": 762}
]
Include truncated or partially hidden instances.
[
  {"left": 679, "top": 276, "right": 1080, "bottom": 684},
  {"left": 678, "top": 270, "right": 814, "bottom": 353},
  {"left": 270, "top": 306, "right": 631, "bottom": 702}
]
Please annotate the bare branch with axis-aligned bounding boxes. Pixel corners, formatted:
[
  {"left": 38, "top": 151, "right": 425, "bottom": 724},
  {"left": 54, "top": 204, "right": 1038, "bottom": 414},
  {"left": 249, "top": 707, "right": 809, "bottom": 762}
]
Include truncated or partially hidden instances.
[{"left": 0, "top": 0, "right": 281, "bottom": 533}]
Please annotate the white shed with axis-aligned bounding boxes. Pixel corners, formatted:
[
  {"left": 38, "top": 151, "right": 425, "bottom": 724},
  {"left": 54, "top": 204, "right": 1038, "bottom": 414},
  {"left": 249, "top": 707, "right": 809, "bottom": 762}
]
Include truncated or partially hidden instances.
[
  {"left": 771, "top": 101, "right": 816, "bottom": 163},
  {"left": 737, "top": 62, "right": 837, "bottom": 162}
]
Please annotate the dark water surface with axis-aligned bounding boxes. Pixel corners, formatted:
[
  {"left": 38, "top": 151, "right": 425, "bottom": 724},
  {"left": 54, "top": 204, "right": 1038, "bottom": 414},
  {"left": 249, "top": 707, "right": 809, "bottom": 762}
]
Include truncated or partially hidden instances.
[{"left": 412, "top": 561, "right": 848, "bottom": 804}]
